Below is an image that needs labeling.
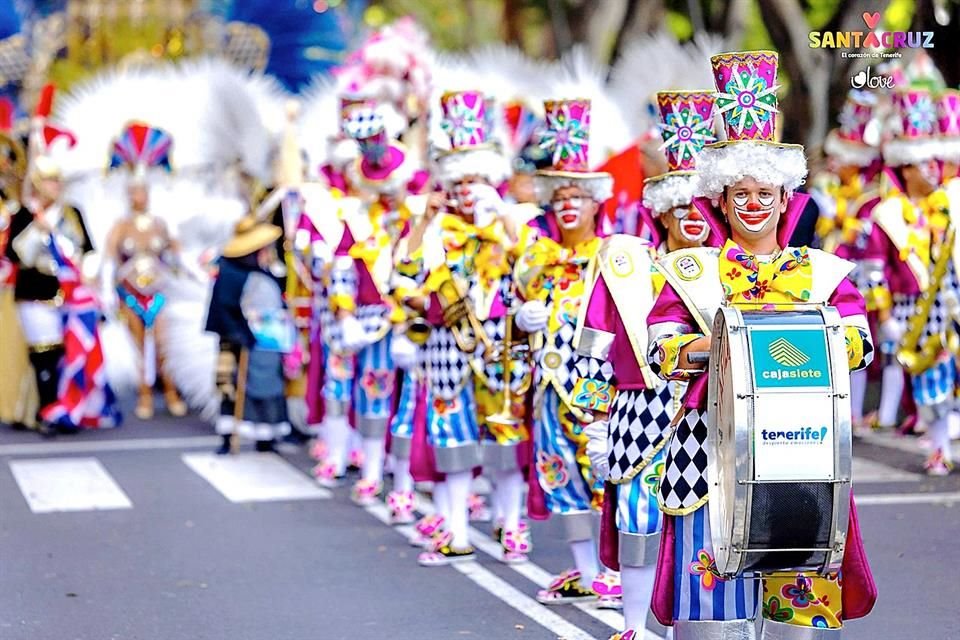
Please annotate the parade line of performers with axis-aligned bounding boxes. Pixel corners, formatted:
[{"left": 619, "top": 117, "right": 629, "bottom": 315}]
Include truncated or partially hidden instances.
[{"left": 7, "top": 28, "right": 960, "bottom": 637}]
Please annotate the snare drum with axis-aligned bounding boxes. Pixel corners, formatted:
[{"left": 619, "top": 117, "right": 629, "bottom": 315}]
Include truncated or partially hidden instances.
[{"left": 706, "top": 305, "right": 852, "bottom": 578}]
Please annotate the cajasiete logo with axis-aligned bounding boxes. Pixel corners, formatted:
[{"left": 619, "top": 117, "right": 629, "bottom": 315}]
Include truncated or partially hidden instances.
[
  {"left": 809, "top": 11, "right": 934, "bottom": 57},
  {"left": 851, "top": 65, "right": 895, "bottom": 89},
  {"left": 768, "top": 337, "right": 809, "bottom": 367}
]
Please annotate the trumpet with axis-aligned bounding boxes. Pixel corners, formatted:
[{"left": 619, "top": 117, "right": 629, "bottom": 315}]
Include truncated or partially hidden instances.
[
  {"left": 404, "top": 316, "right": 432, "bottom": 345},
  {"left": 485, "top": 291, "right": 534, "bottom": 428},
  {"left": 436, "top": 272, "right": 493, "bottom": 359}
]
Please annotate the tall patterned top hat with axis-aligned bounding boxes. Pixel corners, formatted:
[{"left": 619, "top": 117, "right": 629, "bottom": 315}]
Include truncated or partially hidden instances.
[
  {"left": 695, "top": 50, "right": 807, "bottom": 200},
  {"left": 642, "top": 90, "right": 716, "bottom": 216},
  {"left": 344, "top": 100, "right": 415, "bottom": 194},
  {"left": 936, "top": 89, "right": 960, "bottom": 163},
  {"left": 109, "top": 122, "right": 173, "bottom": 184},
  {"left": 433, "top": 90, "right": 510, "bottom": 186},
  {"left": 824, "top": 90, "right": 881, "bottom": 167},
  {"left": 533, "top": 98, "right": 613, "bottom": 204},
  {"left": 882, "top": 88, "right": 939, "bottom": 166}
]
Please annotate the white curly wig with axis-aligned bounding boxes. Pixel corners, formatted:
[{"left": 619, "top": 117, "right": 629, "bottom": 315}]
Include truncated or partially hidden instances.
[
  {"left": 695, "top": 141, "right": 807, "bottom": 200},
  {"left": 533, "top": 173, "right": 614, "bottom": 205},
  {"left": 642, "top": 172, "right": 698, "bottom": 215}
]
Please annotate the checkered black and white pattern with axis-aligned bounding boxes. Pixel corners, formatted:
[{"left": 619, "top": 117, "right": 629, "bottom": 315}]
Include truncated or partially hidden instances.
[
  {"left": 477, "top": 317, "right": 531, "bottom": 393},
  {"left": 426, "top": 327, "right": 470, "bottom": 400},
  {"left": 658, "top": 408, "right": 709, "bottom": 513},
  {"left": 607, "top": 383, "right": 675, "bottom": 483}
]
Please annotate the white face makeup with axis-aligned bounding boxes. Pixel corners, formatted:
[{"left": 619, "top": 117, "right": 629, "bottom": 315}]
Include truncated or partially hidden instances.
[
  {"left": 672, "top": 207, "right": 709, "bottom": 242},
  {"left": 552, "top": 196, "right": 585, "bottom": 230},
  {"left": 731, "top": 189, "right": 778, "bottom": 233}
]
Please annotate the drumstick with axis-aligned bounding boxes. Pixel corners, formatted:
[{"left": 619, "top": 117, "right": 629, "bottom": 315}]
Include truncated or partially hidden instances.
[{"left": 687, "top": 352, "right": 710, "bottom": 363}]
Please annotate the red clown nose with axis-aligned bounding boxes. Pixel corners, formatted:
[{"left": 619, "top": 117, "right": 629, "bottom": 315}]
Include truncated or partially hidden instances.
[{"left": 746, "top": 201, "right": 762, "bottom": 212}]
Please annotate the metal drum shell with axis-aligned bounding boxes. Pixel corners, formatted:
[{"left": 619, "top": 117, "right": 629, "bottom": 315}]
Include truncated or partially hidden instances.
[{"left": 706, "top": 305, "right": 852, "bottom": 579}]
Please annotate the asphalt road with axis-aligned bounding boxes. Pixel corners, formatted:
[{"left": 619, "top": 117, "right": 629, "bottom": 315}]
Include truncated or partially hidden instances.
[{"left": 1, "top": 407, "right": 958, "bottom": 640}]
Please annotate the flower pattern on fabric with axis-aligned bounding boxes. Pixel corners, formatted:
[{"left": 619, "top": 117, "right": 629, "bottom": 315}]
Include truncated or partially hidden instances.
[
  {"left": 763, "top": 596, "right": 794, "bottom": 623},
  {"left": 844, "top": 326, "right": 871, "bottom": 371},
  {"left": 781, "top": 574, "right": 822, "bottom": 608},
  {"left": 536, "top": 451, "right": 571, "bottom": 490},
  {"left": 651, "top": 333, "right": 703, "bottom": 379},
  {"left": 360, "top": 370, "right": 394, "bottom": 400},
  {"left": 540, "top": 106, "right": 589, "bottom": 167},
  {"left": 570, "top": 378, "right": 614, "bottom": 413},
  {"left": 719, "top": 240, "right": 813, "bottom": 303},
  {"left": 329, "top": 354, "right": 354, "bottom": 378},
  {"left": 517, "top": 236, "right": 600, "bottom": 333},
  {"left": 432, "top": 396, "right": 461, "bottom": 416},
  {"left": 689, "top": 549, "right": 723, "bottom": 591},
  {"left": 643, "top": 461, "right": 666, "bottom": 495},
  {"left": 716, "top": 63, "right": 779, "bottom": 136},
  {"left": 762, "top": 573, "right": 843, "bottom": 629},
  {"left": 659, "top": 103, "right": 717, "bottom": 163}
]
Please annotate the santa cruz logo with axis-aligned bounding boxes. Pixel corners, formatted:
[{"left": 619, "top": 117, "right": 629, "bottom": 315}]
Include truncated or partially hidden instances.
[
  {"left": 768, "top": 337, "right": 809, "bottom": 367},
  {"left": 809, "top": 11, "right": 934, "bottom": 55}
]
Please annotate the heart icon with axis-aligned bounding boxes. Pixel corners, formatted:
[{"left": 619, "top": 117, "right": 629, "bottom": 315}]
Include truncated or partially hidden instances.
[
  {"left": 863, "top": 11, "right": 881, "bottom": 29},
  {"left": 852, "top": 71, "right": 867, "bottom": 88}
]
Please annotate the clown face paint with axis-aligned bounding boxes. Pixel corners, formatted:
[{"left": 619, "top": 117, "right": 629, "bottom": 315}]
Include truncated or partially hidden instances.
[
  {"left": 551, "top": 185, "right": 596, "bottom": 233},
  {"left": 722, "top": 177, "right": 785, "bottom": 239},
  {"left": 672, "top": 206, "right": 709, "bottom": 242}
]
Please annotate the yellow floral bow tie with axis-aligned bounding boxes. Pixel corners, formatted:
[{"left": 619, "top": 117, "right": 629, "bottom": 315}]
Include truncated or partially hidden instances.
[
  {"left": 526, "top": 236, "right": 599, "bottom": 268},
  {"left": 441, "top": 214, "right": 506, "bottom": 250},
  {"left": 719, "top": 239, "right": 814, "bottom": 303}
]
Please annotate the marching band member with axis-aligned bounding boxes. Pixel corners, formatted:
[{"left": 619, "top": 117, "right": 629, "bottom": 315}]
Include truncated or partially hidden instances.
[
  {"left": 100, "top": 123, "right": 188, "bottom": 420},
  {"left": 513, "top": 97, "right": 621, "bottom": 602},
  {"left": 402, "top": 89, "right": 529, "bottom": 566},
  {"left": 317, "top": 101, "right": 425, "bottom": 504},
  {"left": 862, "top": 87, "right": 958, "bottom": 475},
  {"left": 571, "top": 90, "right": 715, "bottom": 632},
  {"left": 646, "top": 50, "right": 876, "bottom": 638}
]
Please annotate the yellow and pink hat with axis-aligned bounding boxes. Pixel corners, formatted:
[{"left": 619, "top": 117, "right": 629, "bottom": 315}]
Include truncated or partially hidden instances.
[
  {"left": 696, "top": 50, "right": 807, "bottom": 199},
  {"left": 533, "top": 98, "right": 613, "bottom": 203},
  {"left": 823, "top": 91, "right": 881, "bottom": 168},
  {"left": 882, "top": 88, "right": 940, "bottom": 166},
  {"left": 936, "top": 89, "right": 960, "bottom": 164},
  {"left": 433, "top": 90, "right": 510, "bottom": 186}
]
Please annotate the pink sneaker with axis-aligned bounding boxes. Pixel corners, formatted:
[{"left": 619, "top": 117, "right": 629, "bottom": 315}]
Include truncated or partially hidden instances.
[
  {"left": 593, "top": 571, "right": 623, "bottom": 609},
  {"left": 536, "top": 569, "right": 596, "bottom": 605},
  {"left": 467, "top": 493, "right": 491, "bottom": 522},
  {"left": 411, "top": 514, "right": 445, "bottom": 547},
  {"left": 501, "top": 526, "right": 532, "bottom": 564},
  {"left": 608, "top": 631, "right": 639, "bottom": 640},
  {"left": 925, "top": 449, "right": 954, "bottom": 476},
  {"left": 351, "top": 479, "right": 382, "bottom": 506},
  {"left": 417, "top": 530, "right": 476, "bottom": 567},
  {"left": 308, "top": 439, "right": 328, "bottom": 462},
  {"left": 348, "top": 448, "right": 365, "bottom": 471},
  {"left": 312, "top": 461, "right": 343, "bottom": 488},
  {"left": 387, "top": 490, "right": 416, "bottom": 524}
]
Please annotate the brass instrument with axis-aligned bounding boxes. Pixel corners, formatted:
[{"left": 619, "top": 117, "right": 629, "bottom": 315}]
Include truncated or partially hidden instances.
[
  {"left": 898, "top": 225, "right": 960, "bottom": 375},
  {"left": 436, "top": 272, "right": 494, "bottom": 359},
  {"left": 404, "top": 316, "right": 432, "bottom": 345},
  {"left": 484, "top": 290, "right": 534, "bottom": 428}
]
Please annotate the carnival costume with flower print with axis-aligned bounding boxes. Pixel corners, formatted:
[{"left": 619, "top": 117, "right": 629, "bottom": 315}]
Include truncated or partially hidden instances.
[{"left": 644, "top": 50, "right": 877, "bottom": 638}]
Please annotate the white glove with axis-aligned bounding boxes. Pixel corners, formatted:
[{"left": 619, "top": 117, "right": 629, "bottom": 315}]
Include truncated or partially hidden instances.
[
  {"left": 584, "top": 419, "right": 610, "bottom": 480},
  {"left": 339, "top": 314, "right": 369, "bottom": 353},
  {"left": 469, "top": 183, "right": 505, "bottom": 228},
  {"left": 516, "top": 300, "right": 549, "bottom": 333},
  {"left": 880, "top": 317, "right": 904, "bottom": 343},
  {"left": 390, "top": 333, "right": 418, "bottom": 370}
]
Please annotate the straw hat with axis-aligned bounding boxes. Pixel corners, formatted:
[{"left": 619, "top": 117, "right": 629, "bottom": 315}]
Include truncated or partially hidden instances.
[{"left": 222, "top": 216, "right": 282, "bottom": 258}]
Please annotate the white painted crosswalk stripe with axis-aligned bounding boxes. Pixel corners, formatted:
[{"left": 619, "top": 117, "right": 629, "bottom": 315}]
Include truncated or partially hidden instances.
[
  {"left": 182, "top": 452, "right": 331, "bottom": 503},
  {"left": 9, "top": 457, "right": 133, "bottom": 513},
  {"left": 852, "top": 457, "right": 921, "bottom": 483}
]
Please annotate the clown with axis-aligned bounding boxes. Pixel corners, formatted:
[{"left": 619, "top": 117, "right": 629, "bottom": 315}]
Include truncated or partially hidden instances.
[
  {"left": 862, "top": 87, "right": 959, "bottom": 475},
  {"left": 579, "top": 89, "right": 717, "bottom": 636},
  {"left": 312, "top": 100, "right": 425, "bottom": 504},
  {"left": 512, "top": 97, "right": 622, "bottom": 603},
  {"left": 100, "top": 123, "right": 188, "bottom": 420},
  {"left": 401, "top": 89, "right": 533, "bottom": 566},
  {"left": 644, "top": 50, "right": 877, "bottom": 639}
]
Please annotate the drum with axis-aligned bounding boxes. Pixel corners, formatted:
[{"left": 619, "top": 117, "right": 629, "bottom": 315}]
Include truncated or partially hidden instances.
[{"left": 706, "top": 305, "right": 852, "bottom": 578}]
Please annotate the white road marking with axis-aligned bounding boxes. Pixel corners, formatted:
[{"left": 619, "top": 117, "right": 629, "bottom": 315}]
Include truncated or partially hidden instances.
[
  {"left": 409, "top": 494, "right": 665, "bottom": 639},
  {"left": 856, "top": 430, "right": 960, "bottom": 458},
  {"left": 856, "top": 491, "right": 960, "bottom": 506},
  {"left": 182, "top": 452, "right": 331, "bottom": 503},
  {"left": 852, "top": 457, "right": 921, "bottom": 483},
  {"left": 364, "top": 501, "right": 597, "bottom": 640},
  {"left": 9, "top": 457, "right": 132, "bottom": 513},
  {"left": 0, "top": 436, "right": 222, "bottom": 457}
]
